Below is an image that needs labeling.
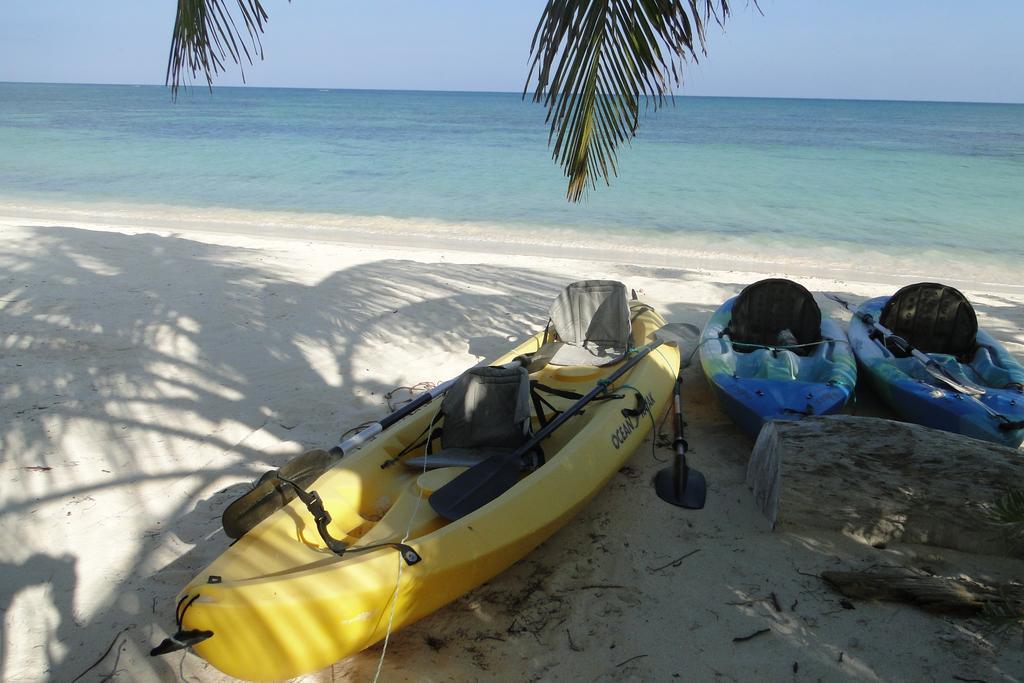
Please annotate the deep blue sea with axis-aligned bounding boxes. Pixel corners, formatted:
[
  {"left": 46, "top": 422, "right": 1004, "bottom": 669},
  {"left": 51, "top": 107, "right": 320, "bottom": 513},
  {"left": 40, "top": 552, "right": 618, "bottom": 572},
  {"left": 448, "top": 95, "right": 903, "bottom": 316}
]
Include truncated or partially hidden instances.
[{"left": 1, "top": 82, "right": 1021, "bottom": 283}]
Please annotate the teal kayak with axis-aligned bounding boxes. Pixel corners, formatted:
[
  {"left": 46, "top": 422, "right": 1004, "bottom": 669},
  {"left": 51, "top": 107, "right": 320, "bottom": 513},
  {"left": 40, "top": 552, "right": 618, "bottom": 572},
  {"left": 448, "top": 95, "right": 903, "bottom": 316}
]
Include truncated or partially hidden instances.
[
  {"left": 700, "top": 279, "right": 857, "bottom": 438},
  {"left": 849, "top": 282, "right": 1024, "bottom": 448}
]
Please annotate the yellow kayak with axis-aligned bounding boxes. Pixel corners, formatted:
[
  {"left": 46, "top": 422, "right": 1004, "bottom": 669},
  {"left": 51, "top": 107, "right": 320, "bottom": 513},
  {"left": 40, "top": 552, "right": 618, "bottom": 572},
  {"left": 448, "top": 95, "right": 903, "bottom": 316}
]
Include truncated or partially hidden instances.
[{"left": 163, "top": 300, "right": 678, "bottom": 680}]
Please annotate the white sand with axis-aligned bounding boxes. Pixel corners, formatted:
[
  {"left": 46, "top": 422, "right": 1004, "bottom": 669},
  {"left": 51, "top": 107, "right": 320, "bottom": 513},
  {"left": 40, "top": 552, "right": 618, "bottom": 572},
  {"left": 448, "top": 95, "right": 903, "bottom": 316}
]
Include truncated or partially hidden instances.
[{"left": 1, "top": 209, "right": 1022, "bottom": 682}]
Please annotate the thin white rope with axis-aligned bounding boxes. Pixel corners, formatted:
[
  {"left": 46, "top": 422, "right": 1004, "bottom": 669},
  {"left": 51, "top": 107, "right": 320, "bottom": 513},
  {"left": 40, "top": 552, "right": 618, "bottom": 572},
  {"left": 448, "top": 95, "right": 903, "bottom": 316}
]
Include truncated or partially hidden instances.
[{"left": 372, "top": 403, "right": 441, "bottom": 683}]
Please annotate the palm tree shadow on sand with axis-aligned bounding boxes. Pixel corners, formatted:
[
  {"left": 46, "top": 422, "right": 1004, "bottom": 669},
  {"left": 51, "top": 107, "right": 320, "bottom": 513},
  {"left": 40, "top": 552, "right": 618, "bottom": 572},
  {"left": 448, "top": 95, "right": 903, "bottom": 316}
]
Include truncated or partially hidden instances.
[
  {"left": 3, "top": 226, "right": 1022, "bottom": 681},
  {"left": 0, "top": 225, "right": 565, "bottom": 680}
]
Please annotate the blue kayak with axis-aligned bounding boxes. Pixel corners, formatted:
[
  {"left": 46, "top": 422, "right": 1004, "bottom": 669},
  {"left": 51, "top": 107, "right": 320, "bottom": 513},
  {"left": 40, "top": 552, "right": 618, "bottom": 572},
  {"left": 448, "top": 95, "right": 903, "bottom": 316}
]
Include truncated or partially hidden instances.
[
  {"left": 849, "top": 282, "right": 1024, "bottom": 448},
  {"left": 700, "top": 279, "right": 857, "bottom": 438}
]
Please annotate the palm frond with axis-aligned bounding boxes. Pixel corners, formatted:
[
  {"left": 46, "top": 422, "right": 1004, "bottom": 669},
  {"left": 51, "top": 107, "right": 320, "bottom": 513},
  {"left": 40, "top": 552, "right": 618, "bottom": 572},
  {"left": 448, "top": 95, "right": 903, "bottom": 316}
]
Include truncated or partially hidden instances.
[
  {"left": 526, "top": 0, "right": 731, "bottom": 201},
  {"left": 166, "top": 0, "right": 273, "bottom": 98},
  {"left": 989, "top": 489, "right": 1024, "bottom": 536},
  {"left": 982, "top": 595, "right": 1024, "bottom": 638}
]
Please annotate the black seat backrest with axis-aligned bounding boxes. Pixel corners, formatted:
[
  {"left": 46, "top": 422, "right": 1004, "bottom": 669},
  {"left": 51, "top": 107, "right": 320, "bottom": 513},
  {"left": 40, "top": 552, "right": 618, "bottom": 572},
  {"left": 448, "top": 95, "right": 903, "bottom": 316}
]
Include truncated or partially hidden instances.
[
  {"left": 879, "top": 282, "right": 977, "bottom": 360},
  {"left": 727, "top": 278, "right": 821, "bottom": 355},
  {"left": 440, "top": 365, "right": 531, "bottom": 450}
]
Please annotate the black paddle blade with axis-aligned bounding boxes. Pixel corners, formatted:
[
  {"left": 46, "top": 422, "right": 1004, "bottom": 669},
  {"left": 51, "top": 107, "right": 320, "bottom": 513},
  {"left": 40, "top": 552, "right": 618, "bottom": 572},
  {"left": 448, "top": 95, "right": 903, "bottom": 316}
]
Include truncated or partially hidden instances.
[
  {"left": 429, "top": 451, "right": 523, "bottom": 521},
  {"left": 150, "top": 629, "right": 214, "bottom": 656},
  {"left": 654, "top": 464, "right": 706, "bottom": 510}
]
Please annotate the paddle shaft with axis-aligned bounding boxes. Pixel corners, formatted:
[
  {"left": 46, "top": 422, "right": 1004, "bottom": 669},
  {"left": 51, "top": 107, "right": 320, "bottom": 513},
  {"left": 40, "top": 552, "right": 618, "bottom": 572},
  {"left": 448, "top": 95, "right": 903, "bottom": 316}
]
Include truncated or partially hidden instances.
[
  {"left": 515, "top": 339, "right": 665, "bottom": 457},
  {"left": 671, "top": 375, "right": 689, "bottom": 491},
  {"left": 863, "top": 312, "right": 1022, "bottom": 426},
  {"left": 429, "top": 339, "right": 666, "bottom": 520},
  {"left": 331, "top": 378, "right": 458, "bottom": 456},
  {"left": 828, "top": 295, "right": 1023, "bottom": 428},
  {"left": 654, "top": 355, "right": 706, "bottom": 509},
  {"left": 332, "top": 356, "right": 538, "bottom": 457},
  {"left": 827, "top": 294, "right": 984, "bottom": 397},
  {"left": 857, "top": 311, "right": 984, "bottom": 396}
]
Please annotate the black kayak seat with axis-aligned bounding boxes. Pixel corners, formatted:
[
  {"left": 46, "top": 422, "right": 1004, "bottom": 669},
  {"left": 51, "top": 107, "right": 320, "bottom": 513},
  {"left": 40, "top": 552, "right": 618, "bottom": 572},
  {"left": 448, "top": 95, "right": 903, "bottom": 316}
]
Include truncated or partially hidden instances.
[
  {"left": 879, "top": 282, "right": 978, "bottom": 361},
  {"left": 404, "top": 365, "right": 533, "bottom": 470},
  {"left": 726, "top": 278, "right": 821, "bottom": 356}
]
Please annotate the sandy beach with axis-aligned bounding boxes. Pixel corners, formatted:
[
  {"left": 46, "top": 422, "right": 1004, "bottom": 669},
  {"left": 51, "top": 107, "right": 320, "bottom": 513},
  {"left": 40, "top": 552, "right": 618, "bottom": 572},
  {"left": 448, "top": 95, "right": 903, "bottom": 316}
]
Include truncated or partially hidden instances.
[{"left": 2, "top": 208, "right": 1023, "bottom": 682}]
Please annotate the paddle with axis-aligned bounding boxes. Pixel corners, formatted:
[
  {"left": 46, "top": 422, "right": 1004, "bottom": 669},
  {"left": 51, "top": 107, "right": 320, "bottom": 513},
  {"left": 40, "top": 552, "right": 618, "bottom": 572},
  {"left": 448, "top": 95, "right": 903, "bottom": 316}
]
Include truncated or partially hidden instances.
[
  {"left": 654, "top": 375, "right": 706, "bottom": 509},
  {"left": 829, "top": 294, "right": 1024, "bottom": 431},
  {"left": 429, "top": 339, "right": 667, "bottom": 521},
  {"left": 827, "top": 294, "right": 985, "bottom": 397},
  {"left": 648, "top": 323, "right": 707, "bottom": 509},
  {"left": 331, "top": 377, "right": 459, "bottom": 457},
  {"left": 221, "top": 377, "right": 459, "bottom": 539},
  {"left": 221, "top": 357, "right": 542, "bottom": 539},
  {"left": 655, "top": 373, "right": 707, "bottom": 510}
]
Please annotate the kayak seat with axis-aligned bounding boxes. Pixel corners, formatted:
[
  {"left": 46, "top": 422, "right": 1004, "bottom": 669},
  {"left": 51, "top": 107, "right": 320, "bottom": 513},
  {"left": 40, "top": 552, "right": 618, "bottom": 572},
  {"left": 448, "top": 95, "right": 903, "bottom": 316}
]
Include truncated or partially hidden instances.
[
  {"left": 546, "top": 280, "right": 631, "bottom": 367},
  {"left": 404, "top": 365, "right": 534, "bottom": 470},
  {"left": 880, "top": 282, "right": 977, "bottom": 361},
  {"left": 726, "top": 278, "right": 821, "bottom": 356}
]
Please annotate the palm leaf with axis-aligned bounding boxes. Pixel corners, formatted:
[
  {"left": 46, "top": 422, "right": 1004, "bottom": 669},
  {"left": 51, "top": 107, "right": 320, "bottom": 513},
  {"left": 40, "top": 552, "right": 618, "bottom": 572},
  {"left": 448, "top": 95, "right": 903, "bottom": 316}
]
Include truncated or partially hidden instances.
[
  {"left": 989, "top": 489, "right": 1024, "bottom": 536},
  {"left": 982, "top": 597, "right": 1024, "bottom": 639},
  {"left": 166, "top": 0, "right": 273, "bottom": 97},
  {"left": 527, "top": 0, "right": 731, "bottom": 201}
]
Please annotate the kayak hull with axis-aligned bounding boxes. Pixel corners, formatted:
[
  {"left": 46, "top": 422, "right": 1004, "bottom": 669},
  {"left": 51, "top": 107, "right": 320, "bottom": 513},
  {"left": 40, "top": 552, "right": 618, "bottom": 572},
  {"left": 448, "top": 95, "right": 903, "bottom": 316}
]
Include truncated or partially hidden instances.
[
  {"left": 173, "top": 303, "right": 680, "bottom": 681},
  {"left": 849, "top": 296, "right": 1024, "bottom": 448},
  {"left": 700, "top": 296, "right": 857, "bottom": 438}
]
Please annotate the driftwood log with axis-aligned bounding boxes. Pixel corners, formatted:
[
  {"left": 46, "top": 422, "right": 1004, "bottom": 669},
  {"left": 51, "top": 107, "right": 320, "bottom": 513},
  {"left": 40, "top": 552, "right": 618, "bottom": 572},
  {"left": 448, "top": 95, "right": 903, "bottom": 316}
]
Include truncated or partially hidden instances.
[
  {"left": 822, "top": 570, "right": 1024, "bottom": 616},
  {"left": 746, "top": 416, "right": 1024, "bottom": 558}
]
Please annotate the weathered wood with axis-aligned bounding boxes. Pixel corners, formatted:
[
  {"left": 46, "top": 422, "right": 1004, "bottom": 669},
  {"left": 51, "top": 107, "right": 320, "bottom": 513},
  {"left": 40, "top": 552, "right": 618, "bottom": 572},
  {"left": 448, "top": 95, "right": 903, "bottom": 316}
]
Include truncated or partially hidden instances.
[
  {"left": 822, "top": 570, "right": 1024, "bottom": 616},
  {"left": 746, "top": 416, "right": 1024, "bottom": 558}
]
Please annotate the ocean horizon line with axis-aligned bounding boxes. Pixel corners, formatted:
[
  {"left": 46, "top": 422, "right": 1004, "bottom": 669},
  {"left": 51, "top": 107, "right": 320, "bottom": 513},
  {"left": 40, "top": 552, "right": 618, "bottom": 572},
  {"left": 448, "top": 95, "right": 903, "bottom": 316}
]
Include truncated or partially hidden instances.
[
  {"left": 3, "top": 79, "right": 1023, "bottom": 107},
  {"left": 3, "top": 81, "right": 1020, "bottom": 290}
]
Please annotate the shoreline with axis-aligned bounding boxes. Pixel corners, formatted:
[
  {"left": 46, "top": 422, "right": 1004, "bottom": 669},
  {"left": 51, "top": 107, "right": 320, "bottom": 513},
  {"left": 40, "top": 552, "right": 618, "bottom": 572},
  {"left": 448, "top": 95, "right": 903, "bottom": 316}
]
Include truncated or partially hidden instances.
[
  {"left": 1, "top": 207, "right": 1022, "bottom": 681},
  {"left": 2, "top": 198, "right": 1021, "bottom": 294}
]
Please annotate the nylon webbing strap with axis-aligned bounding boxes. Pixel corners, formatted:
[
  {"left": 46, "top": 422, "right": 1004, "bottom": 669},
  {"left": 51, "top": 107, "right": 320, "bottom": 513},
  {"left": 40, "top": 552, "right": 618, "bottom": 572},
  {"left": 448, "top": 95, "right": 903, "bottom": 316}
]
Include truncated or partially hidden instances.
[
  {"left": 380, "top": 423, "right": 435, "bottom": 469},
  {"left": 531, "top": 388, "right": 556, "bottom": 429},
  {"left": 275, "top": 475, "right": 421, "bottom": 565},
  {"left": 529, "top": 381, "right": 623, "bottom": 428},
  {"left": 532, "top": 382, "right": 585, "bottom": 401}
]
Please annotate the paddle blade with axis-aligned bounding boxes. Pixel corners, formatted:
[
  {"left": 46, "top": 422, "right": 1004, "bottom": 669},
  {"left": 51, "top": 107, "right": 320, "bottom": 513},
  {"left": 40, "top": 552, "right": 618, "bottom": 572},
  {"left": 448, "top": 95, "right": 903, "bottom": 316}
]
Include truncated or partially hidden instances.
[
  {"left": 654, "top": 465, "right": 706, "bottom": 510},
  {"left": 429, "top": 451, "right": 523, "bottom": 521},
  {"left": 654, "top": 323, "right": 702, "bottom": 369},
  {"left": 916, "top": 356, "right": 986, "bottom": 396},
  {"left": 222, "top": 449, "right": 338, "bottom": 539}
]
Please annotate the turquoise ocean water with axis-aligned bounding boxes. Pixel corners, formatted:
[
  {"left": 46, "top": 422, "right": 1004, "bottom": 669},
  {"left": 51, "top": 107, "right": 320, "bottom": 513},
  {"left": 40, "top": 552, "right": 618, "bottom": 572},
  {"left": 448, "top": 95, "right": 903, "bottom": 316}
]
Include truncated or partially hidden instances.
[{"left": 1, "top": 82, "right": 1021, "bottom": 283}]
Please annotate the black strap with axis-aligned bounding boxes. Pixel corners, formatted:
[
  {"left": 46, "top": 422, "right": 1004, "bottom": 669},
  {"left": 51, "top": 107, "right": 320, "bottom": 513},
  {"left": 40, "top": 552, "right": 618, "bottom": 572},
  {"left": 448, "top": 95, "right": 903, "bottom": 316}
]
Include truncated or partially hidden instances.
[
  {"left": 530, "top": 381, "right": 624, "bottom": 428},
  {"left": 530, "top": 381, "right": 579, "bottom": 428},
  {"left": 531, "top": 387, "right": 556, "bottom": 429},
  {"left": 150, "top": 594, "right": 213, "bottom": 657},
  {"left": 380, "top": 423, "right": 440, "bottom": 469},
  {"left": 150, "top": 628, "right": 214, "bottom": 656},
  {"left": 533, "top": 381, "right": 623, "bottom": 403},
  {"left": 275, "top": 475, "right": 422, "bottom": 565},
  {"left": 532, "top": 381, "right": 585, "bottom": 401},
  {"left": 620, "top": 390, "right": 647, "bottom": 417},
  {"left": 426, "top": 426, "right": 442, "bottom": 454}
]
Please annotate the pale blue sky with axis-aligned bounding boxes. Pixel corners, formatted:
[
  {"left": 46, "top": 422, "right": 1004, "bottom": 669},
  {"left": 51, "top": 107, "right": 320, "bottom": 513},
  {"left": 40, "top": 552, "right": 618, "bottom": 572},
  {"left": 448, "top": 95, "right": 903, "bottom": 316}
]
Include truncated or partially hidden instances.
[{"left": 1, "top": 1, "right": 1022, "bottom": 103}]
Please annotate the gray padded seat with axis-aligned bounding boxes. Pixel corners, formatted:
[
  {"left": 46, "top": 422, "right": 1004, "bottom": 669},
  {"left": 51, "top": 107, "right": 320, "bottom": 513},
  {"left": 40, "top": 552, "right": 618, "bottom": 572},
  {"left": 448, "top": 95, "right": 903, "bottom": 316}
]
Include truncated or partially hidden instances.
[
  {"left": 404, "top": 365, "right": 532, "bottom": 470},
  {"left": 548, "top": 280, "right": 631, "bottom": 366}
]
